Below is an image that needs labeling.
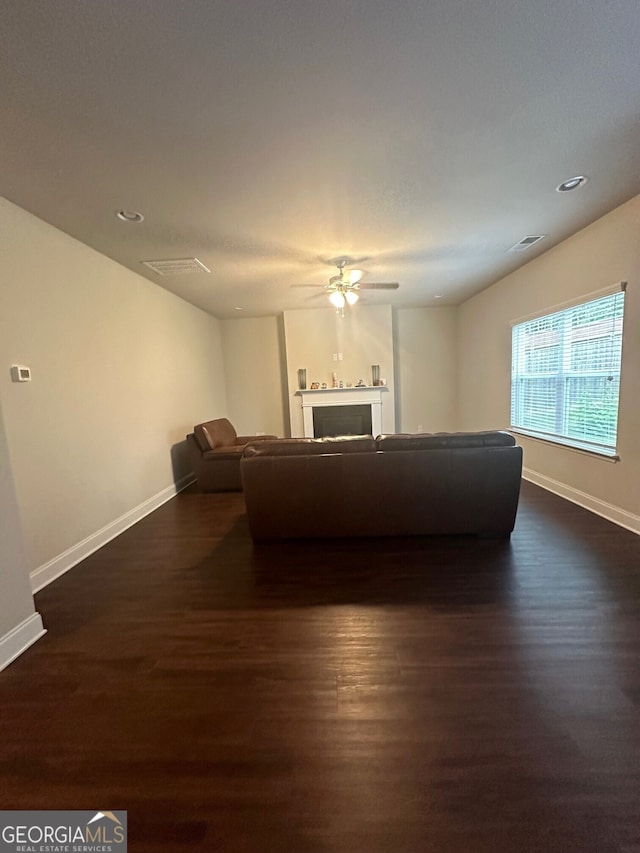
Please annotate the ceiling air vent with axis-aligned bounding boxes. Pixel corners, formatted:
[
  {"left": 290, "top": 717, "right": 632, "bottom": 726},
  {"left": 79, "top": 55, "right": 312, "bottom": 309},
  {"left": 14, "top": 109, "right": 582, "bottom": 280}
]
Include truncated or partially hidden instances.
[
  {"left": 507, "top": 235, "right": 546, "bottom": 253},
  {"left": 141, "top": 258, "right": 211, "bottom": 276}
]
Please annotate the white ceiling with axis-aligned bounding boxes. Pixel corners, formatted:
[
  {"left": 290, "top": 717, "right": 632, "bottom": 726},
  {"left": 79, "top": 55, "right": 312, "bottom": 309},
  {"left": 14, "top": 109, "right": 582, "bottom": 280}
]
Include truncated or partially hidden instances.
[{"left": 1, "top": 1, "right": 639, "bottom": 318}]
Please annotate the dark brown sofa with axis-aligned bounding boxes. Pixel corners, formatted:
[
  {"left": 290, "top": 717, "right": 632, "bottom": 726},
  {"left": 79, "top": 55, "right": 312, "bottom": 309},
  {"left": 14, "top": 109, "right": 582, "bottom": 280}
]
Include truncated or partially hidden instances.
[
  {"left": 187, "top": 417, "right": 277, "bottom": 491},
  {"left": 241, "top": 431, "right": 522, "bottom": 540}
]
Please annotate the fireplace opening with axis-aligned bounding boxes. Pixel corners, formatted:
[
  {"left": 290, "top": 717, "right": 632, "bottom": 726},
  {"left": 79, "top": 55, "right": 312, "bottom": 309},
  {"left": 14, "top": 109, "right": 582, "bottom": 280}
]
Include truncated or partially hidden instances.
[{"left": 312, "top": 404, "right": 373, "bottom": 438}]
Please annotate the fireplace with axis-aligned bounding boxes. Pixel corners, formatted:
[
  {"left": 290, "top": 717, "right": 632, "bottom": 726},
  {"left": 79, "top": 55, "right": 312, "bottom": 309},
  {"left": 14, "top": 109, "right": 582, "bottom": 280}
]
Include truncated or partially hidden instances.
[
  {"left": 312, "top": 404, "right": 373, "bottom": 438},
  {"left": 297, "top": 387, "right": 388, "bottom": 438}
]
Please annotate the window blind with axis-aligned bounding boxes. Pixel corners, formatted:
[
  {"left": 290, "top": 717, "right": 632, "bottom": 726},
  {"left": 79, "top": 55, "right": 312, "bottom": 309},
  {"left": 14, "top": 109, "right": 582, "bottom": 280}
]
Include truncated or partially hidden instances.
[{"left": 510, "top": 288, "right": 625, "bottom": 455}]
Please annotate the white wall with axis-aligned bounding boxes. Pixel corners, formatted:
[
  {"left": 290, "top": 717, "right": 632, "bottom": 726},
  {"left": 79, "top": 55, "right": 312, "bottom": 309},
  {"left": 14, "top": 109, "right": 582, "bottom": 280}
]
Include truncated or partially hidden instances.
[
  {"left": 0, "top": 196, "right": 228, "bottom": 590},
  {"left": 0, "top": 396, "right": 45, "bottom": 669},
  {"left": 221, "top": 306, "right": 460, "bottom": 440},
  {"left": 283, "top": 305, "right": 396, "bottom": 436},
  {"left": 221, "top": 306, "right": 461, "bottom": 440},
  {"left": 393, "top": 307, "right": 458, "bottom": 433},
  {"left": 458, "top": 194, "right": 640, "bottom": 533},
  {"left": 220, "top": 316, "right": 287, "bottom": 437}
]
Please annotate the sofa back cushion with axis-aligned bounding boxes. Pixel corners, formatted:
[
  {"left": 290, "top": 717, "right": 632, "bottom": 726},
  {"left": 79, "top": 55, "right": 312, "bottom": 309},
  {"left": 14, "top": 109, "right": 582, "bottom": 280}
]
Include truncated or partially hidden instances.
[
  {"left": 376, "top": 431, "right": 516, "bottom": 451},
  {"left": 194, "top": 417, "right": 238, "bottom": 451},
  {"left": 243, "top": 435, "right": 376, "bottom": 457}
]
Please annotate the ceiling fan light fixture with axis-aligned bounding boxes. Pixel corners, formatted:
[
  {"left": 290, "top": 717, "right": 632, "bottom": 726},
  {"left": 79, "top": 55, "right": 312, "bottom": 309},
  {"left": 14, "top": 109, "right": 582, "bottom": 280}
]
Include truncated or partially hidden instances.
[{"left": 291, "top": 258, "right": 399, "bottom": 308}]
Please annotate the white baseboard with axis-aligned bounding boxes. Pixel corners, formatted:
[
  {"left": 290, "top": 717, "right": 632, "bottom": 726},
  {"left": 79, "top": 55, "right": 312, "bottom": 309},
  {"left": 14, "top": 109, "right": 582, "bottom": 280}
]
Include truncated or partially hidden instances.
[
  {"left": 30, "top": 474, "right": 196, "bottom": 593},
  {"left": 0, "top": 612, "right": 46, "bottom": 673},
  {"left": 523, "top": 467, "right": 640, "bottom": 536}
]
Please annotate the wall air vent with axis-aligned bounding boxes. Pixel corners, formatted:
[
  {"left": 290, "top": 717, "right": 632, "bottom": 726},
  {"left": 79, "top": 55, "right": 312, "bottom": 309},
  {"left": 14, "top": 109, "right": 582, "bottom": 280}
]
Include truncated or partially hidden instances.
[
  {"left": 141, "top": 258, "right": 211, "bottom": 276},
  {"left": 507, "top": 235, "right": 546, "bottom": 253}
]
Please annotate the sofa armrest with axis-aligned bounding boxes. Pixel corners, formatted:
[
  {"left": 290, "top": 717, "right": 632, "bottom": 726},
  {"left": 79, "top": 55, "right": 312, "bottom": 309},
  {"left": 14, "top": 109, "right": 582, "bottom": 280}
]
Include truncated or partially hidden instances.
[{"left": 236, "top": 434, "right": 278, "bottom": 443}]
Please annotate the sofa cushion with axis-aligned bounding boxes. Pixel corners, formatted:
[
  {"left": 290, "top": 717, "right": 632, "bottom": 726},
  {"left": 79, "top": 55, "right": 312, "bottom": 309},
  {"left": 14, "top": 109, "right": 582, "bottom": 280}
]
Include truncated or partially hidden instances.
[
  {"left": 376, "top": 431, "right": 516, "bottom": 451},
  {"left": 202, "top": 447, "right": 245, "bottom": 461},
  {"left": 194, "top": 418, "right": 238, "bottom": 450},
  {"left": 243, "top": 435, "right": 376, "bottom": 457},
  {"left": 236, "top": 434, "right": 278, "bottom": 444}
]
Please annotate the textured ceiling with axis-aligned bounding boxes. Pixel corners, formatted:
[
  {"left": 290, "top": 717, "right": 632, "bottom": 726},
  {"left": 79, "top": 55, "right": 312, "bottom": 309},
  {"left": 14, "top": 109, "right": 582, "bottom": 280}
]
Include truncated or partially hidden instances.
[{"left": 1, "top": 0, "right": 639, "bottom": 318}]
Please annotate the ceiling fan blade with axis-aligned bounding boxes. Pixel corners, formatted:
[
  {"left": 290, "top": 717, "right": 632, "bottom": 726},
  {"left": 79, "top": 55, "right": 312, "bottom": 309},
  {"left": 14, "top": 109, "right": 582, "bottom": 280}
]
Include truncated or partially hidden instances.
[
  {"left": 291, "top": 283, "right": 326, "bottom": 288},
  {"left": 358, "top": 282, "right": 400, "bottom": 290}
]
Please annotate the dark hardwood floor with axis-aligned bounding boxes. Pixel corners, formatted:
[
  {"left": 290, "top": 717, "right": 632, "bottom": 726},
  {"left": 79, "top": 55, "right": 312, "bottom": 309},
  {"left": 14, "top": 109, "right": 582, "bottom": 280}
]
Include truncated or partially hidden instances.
[{"left": 1, "top": 481, "right": 639, "bottom": 852}]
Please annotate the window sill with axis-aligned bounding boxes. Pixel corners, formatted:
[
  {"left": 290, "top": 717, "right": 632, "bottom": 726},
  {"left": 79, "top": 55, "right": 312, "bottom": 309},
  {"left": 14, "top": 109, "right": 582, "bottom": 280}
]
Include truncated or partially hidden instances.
[{"left": 509, "top": 428, "right": 620, "bottom": 462}]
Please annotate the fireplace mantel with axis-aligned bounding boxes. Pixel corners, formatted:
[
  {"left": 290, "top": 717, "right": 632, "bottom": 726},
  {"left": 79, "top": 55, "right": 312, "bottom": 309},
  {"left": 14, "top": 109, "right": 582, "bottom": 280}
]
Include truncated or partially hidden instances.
[{"left": 296, "top": 386, "right": 388, "bottom": 438}]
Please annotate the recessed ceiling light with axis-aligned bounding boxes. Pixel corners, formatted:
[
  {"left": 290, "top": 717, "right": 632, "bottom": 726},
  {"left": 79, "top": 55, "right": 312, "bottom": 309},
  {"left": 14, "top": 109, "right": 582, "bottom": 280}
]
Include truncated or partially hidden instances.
[
  {"left": 556, "top": 176, "right": 588, "bottom": 192},
  {"left": 116, "top": 209, "right": 144, "bottom": 222},
  {"left": 234, "top": 306, "right": 244, "bottom": 311},
  {"left": 434, "top": 294, "right": 444, "bottom": 299}
]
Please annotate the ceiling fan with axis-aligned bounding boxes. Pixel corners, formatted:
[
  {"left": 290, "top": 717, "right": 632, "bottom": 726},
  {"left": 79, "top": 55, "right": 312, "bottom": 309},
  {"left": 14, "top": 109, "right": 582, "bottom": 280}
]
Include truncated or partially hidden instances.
[{"left": 294, "top": 258, "right": 399, "bottom": 315}]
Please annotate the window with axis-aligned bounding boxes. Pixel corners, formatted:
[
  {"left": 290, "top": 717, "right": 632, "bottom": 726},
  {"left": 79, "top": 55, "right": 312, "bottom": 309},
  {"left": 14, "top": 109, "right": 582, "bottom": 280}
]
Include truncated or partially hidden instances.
[{"left": 510, "top": 286, "right": 626, "bottom": 457}]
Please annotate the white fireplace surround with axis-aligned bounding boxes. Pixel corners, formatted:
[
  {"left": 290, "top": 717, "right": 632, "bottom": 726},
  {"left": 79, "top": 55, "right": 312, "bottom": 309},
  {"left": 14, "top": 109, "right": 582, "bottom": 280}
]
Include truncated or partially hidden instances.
[{"left": 297, "top": 387, "right": 388, "bottom": 438}]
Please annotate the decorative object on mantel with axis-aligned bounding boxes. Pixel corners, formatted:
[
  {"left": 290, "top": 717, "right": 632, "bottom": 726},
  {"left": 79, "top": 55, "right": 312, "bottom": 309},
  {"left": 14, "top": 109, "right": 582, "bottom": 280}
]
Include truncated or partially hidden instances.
[
  {"left": 372, "top": 365, "right": 380, "bottom": 386},
  {"left": 293, "top": 383, "right": 390, "bottom": 394},
  {"left": 331, "top": 371, "right": 337, "bottom": 388},
  {"left": 297, "top": 368, "right": 307, "bottom": 390}
]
